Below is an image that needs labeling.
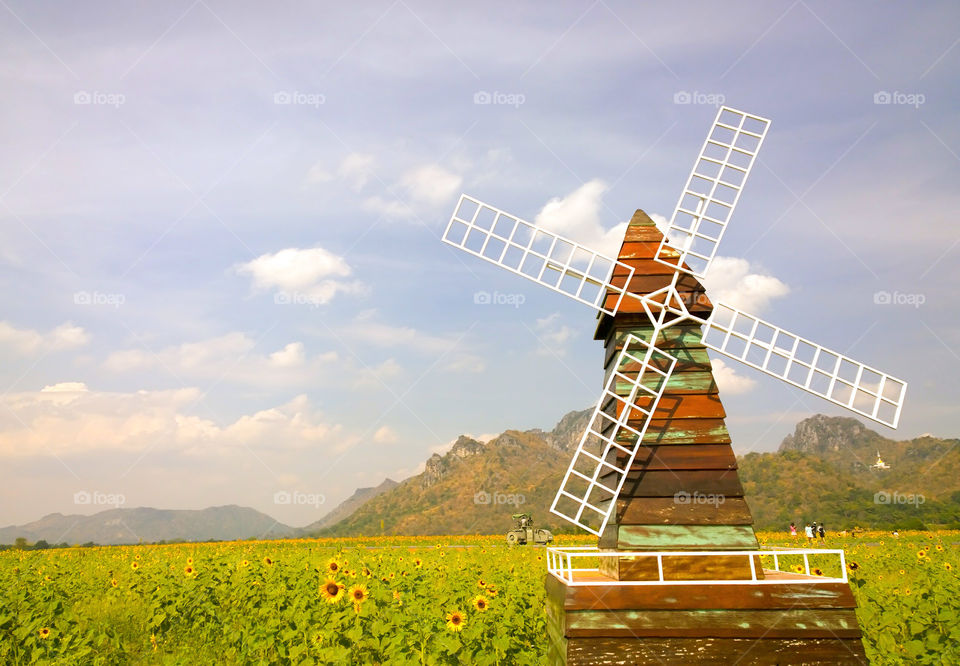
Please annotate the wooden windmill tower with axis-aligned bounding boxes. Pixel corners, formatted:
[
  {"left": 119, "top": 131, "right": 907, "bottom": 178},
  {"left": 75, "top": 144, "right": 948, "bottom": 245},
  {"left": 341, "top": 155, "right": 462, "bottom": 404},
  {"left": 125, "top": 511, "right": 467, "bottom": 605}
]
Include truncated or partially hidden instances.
[{"left": 441, "top": 107, "right": 906, "bottom": 664}]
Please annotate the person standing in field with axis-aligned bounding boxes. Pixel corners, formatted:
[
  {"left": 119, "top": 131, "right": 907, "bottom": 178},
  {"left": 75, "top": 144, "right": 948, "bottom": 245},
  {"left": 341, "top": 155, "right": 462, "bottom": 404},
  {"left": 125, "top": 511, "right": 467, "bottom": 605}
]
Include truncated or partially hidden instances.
[
  {"left": 789, "top": 522, "right": 797, "bottom": 537},
  {"left": 818, "top": 522, "right": 825, "bottom": 545},
  {"left": 804, "top": 523, "right": 814, "bottom": 544}
]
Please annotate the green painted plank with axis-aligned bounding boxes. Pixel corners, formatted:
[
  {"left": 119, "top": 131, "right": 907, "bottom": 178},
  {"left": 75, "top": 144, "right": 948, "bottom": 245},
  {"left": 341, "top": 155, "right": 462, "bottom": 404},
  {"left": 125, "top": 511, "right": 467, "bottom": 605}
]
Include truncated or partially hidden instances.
[{"left": 612, "top": 524, "right": 759, "bottom": 550}]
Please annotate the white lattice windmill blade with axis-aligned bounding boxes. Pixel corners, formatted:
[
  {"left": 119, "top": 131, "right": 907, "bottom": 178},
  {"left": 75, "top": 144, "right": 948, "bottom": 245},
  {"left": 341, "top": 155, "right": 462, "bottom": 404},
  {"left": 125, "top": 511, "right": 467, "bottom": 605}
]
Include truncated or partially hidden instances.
[
  {"left": 443, "top": 194, "right": 645, "bottom": 315},
  {"left": 654, "top": 106, "right": 771, "bottom": 278},
  {"left": 550, "top": 333, "right": 677, "bottom": 536},
  {"left": 701, "top": 303, "right": 907, "bottom": 428}
]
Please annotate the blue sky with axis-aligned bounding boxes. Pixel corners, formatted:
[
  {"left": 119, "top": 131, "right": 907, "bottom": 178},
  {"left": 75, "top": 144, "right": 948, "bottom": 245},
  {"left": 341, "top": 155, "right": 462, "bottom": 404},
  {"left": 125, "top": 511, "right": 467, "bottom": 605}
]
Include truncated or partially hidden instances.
[{"left": 1, "top": 1, "right": 958, "bottom": 529}]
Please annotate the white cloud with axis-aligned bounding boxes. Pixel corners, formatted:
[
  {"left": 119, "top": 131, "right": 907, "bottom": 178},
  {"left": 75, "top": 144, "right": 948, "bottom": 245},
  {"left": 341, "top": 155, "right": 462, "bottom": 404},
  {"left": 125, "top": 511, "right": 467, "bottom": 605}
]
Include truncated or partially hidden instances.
[
  {"left": 0, "top": 388, "right": 346, "bottom": 457},
  {"left": 703, "top": 256, "right": 790, "bottom": 314},
  {"left": 0, "top": 321, "right": 90, "bottom": 355},
  {"left": 234, "top": 246, "right": 364, "bottom": 304},
  {"left": 363, "top": 164, "right": 462, "bottom": 219},
  {"left": 269, "top": 342, "right": 305, "bottom": 368},
  {"left": 104, "top": 333, "right": 337, "bottom": 386},
  {"left": 534, "top": 313, "right": 576, "bottom": 355},
  {"left": 306, "top": 152, "right": 376, "bottom": 191},
  {"left": 41, "top": 382, "right": 89, "bottom": 392},
  {"left": 710, "top": 358, "right": 757, "bottom": 395},
  {"left": 535, "top": 179, "right": 627, "bottom": 256},
  {"left": 341, "top": 311, "right": 485, "bottom": 375},
  {"left": 373, "top": 425, "right": 398, "bottom": 444},
  {"left": 400, "top": 165, "right": 462, "bottom": 205}
]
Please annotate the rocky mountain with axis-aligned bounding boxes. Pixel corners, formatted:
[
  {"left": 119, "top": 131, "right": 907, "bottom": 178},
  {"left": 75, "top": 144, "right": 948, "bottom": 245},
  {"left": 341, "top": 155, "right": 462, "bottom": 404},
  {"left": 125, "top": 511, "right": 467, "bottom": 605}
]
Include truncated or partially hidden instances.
[
  {"left": 301, "top": 478, "right": 398, "bottom": 531},
  {"left": 314, "top": 409, "right": 592, "bottom": 537},
  {"left": 739, "top": 415, "right": 960, "bottom": 530},
  {"left": 0, "top": 505, "right": 295, "bottom": 546}
]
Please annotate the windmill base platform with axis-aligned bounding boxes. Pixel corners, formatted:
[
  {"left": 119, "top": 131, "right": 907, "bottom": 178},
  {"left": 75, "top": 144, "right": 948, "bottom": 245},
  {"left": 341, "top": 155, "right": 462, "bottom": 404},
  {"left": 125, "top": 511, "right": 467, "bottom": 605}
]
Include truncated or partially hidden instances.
[{"left": 545, "top": 548, "right": 867, "bottom": 665}]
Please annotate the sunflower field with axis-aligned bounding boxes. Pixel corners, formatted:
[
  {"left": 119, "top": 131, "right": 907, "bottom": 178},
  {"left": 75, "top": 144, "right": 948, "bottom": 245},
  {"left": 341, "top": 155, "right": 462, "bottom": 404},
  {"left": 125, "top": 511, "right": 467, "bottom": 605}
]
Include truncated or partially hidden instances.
[{"left": 2, "top": 531, "right": 959, "bottom": 664}]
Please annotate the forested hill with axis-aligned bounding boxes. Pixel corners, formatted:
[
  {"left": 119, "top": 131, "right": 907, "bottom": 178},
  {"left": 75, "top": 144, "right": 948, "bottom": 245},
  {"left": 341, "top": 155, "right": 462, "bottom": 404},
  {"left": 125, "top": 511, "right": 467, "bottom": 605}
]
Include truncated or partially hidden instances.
[{"left": 739, "top": 415, "right": 960, "bottom": 530}]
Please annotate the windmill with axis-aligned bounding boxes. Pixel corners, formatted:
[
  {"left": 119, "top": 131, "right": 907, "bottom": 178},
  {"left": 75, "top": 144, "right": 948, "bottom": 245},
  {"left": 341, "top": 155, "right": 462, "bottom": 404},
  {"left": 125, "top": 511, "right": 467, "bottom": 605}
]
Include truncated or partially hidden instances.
[{"left": 441, "top": 107, "right": 898, "bottom": 664}]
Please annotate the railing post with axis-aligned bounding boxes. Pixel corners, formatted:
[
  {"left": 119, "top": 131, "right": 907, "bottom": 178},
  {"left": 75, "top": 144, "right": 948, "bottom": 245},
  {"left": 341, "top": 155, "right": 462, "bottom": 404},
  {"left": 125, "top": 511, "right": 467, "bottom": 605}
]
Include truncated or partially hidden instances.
[
  {"left": 657, "top": 554, "right": 664, "bottom": 582},
  {"left": 773, "top": 553, "right": 779, "bottom": 572},
  {"left": 749, "top": 552, "right": 757, "bottom": 581}
]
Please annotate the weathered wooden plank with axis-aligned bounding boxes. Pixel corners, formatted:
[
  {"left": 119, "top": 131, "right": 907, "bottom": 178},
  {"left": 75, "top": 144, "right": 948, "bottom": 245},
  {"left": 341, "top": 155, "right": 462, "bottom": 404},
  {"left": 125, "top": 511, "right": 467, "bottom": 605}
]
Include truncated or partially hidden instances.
[
  {"left": 605, "top": 393, "right": 726, "bottom": 421},
  {"left": 545, "top": 575, "right": 858, "bottom": 611},
  {"left": 606, "top": 347, "right": 713, "bottom": 375},
  {"left": 598, "top": 553, "right": 763, "bottom": 582},
  {"left": 601, "top": 524, "right": 759, "bottom": 550},
  {"left": 639, "top": 418, "right": 732, "bottom": 445},
  {"left": 612, "top": 496, "right": 753, "bottom": 525},
  {"left": 560, "top": 637, "right": 868, "bottom": 665},
  {"left": 613, "top": 370, "right": 718, "bottom": 396},
  {"left": 621, "top": 210, "right": 665, "bottom": 242},
  {"left": 600, "top": 469, "right": 744, "bottom": 498},
  {"left": 605, "top": 444, "right": 737, "bottom": 472},
  {"left": 560, "top": 608, "right": 861, "bottom": 639},
  {"left": 609, "top": 323, "right": 705, "bottom": 348}
]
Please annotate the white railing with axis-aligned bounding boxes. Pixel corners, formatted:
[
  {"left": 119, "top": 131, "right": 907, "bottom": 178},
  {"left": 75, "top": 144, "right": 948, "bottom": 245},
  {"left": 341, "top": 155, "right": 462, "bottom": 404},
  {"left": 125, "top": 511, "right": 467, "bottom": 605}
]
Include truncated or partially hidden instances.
[{"left": 546, "top": 546, "right": 848, "bottom": 586}]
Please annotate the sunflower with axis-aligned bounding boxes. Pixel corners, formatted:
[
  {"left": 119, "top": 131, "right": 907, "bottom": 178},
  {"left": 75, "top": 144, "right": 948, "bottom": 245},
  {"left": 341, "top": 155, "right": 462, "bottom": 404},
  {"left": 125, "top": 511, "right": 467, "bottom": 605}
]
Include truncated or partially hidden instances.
[
  {"left": 187, "top": 558, "right": 194, "bottom": 565},
  {"left": 362, "top": 567, "right": 372, "bottom": 577},
  {"left": 813, "top": 568, "right": 823, "bottom": 576},
  {"left": 263, "top": 557, "right": 274, "bottom": 566},
  {"left": 446, "top": 610, "right": 466, "bottom": 632},
  {"left": 793, "top": 565, "right": 805, "bottom": 574},
  {"left": 904, "top": 588, "right": 912, "bottom": 596},
  {"left": 946, "top": 563, "right": 953, "bottom": 571},
  {"left": 312, "top": 632, "right": 324, "bottom": 646},
  {"left": 320, "top": 578, "right": 345, "bottom": 604},
  {"left": 917, "top": 550, "right": 927, "bottom": 560},
  {"left": 239, "top": 559, "right": 249, "bottom": 568},
  {"left": 847, "top": 561, "right": 860, "bottom": 571},
  {"left": 326, "top": 558, "right": 341, "bottom": 574},
  {"left": 349, "top": 583, "right": 369, "bottom": 606},
  {"left": 110, "top": 579, "right": 118, "bottom": 588},
  {"left": 414, "top": 558, "right": 423, "bottom": 569},
  {"left": 472, "top": 595, "right": 489, "bottom": 612},
  {"left": 477, "top": 578, "right": 487, "bottom": 588},
  {"left": 486, "top": 584, "right": 499, "bottom": 597},
  {"left": 899, "top": 569, "right": 906, "bottom": 575},
  {"left": 38, "top": 627, "right": 51, "bottom": 639},
  {"left": 184, "top": 566, "right": 196, "bottom": 577},
  {"left": 131, "top": 562, "right": 140, "bottom": 570},
  {"left": 937, "top": 544, "right": 945, "bottom": 552}
]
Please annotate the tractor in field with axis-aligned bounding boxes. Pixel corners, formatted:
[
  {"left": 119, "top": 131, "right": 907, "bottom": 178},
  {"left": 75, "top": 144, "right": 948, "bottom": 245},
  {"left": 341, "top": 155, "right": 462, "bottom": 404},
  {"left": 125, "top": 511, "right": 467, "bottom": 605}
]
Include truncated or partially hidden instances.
[{"left": 505, "top": 513, "right": 553, "bottom": 545}]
